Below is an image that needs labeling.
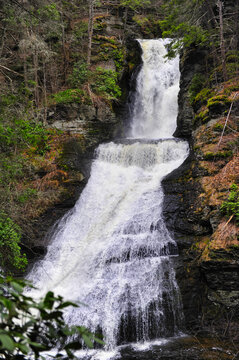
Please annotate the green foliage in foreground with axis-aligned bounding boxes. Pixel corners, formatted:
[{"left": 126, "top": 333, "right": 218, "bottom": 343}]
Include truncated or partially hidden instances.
[
  {"left": 0, "top": 213, "right": 27, "bottom": 271},
  {"left": 221, "top": 184, "right": 239, "bottom": 225},
  {"left": 0, "top": 276, "right": 104, "bottom": 359}
]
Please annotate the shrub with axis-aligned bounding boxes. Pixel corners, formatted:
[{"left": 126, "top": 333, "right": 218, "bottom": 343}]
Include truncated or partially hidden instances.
[
  {"left": 0, "top": 118, "right": 50, "bottom": 154},
  {"left": 68, "top": 61, "right": 89, "bottom": 88},
  {"left": 92, "top": 67, "right": 121, "bottom": 100},
  {"left": 51, "top": 89, "right": 85, "bottom": 105},
  {"left": 0, "top": 212, "right": 27, "bottom": 271}
]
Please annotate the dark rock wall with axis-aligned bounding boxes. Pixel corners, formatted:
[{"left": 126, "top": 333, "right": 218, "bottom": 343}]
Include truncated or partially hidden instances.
[{"left": 163, "top": 42, "right": 239, "bottom": 340}]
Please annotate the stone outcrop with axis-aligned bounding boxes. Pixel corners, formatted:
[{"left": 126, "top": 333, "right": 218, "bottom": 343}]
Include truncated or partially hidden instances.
[{"left": 163, "top": 43, "right": 239, "bottom": 340}]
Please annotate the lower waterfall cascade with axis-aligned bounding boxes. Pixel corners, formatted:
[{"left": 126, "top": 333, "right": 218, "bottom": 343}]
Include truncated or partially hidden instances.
[{"left": 29, "top": 39, "right": 189, "bottom": 355}]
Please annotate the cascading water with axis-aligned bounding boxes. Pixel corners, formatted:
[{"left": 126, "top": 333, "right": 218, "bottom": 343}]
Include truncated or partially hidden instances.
[
  {"left": 29, "top": 39, "right": 189, "bottom": 354},
  {"left": 129, "top": 39, "right": 180, "bottom": 138}
]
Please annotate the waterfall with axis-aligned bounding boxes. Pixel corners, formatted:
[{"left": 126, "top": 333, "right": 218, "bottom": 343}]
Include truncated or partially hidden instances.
[
  {"left": 29, "top": 39, "right": 189, "bottom": 352},
  {"left": 129, "top": 39, "right": 180, "bottom": 138}
]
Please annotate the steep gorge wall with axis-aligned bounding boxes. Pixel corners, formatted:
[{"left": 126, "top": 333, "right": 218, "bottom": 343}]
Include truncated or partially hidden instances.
[{"left": 162, "top": 43, "right": 239, "bottom": 339}]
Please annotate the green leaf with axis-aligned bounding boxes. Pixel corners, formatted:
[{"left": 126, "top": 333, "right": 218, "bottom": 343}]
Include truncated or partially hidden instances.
[
  {"left": 56, "top": 301, "right": 78, "bottom": 310},
  {"left": 16, "top": 342, "right": 30, "bottom": 354},
  {"left": 82, "top": 334, "right": 93, "bottom": 348},
  {"left": 10, "top": 281, "right": 24, "bottom": 294},
  {"left": 0, "top": 334, "right": 15, "bottom": 351},
  {"left": 43, "top": 291, "right": 55, "bottom": 309},
  {"left": 28, "top": 340, "right": 46, "bottom": 349}
]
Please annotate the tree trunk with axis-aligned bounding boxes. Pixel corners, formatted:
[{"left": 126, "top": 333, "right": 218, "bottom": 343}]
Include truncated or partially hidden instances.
[
  {"left": 23, "top": 52, "right": 28, "bottom": 86},
  {"left": 42, "top": 60, "right": 47, "bottom": 126},
  {"left": 87, "top": 0, "right": 95, "bottom": 65},
  {"left": 234, "top": 1, "right": 239, "bottom": 75},
  {"left": 33, "top": 49, "right": 39, "bottom": 106},
  {"left": 217, "top": 0, "right": 227, "bottom": 81}
]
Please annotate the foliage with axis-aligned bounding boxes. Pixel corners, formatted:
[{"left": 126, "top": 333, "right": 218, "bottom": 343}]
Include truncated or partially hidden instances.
[
  {"left": 159, "top": 0, "right": 210, "bottom": 57},
  {"left": 92, "top": 67, "right": 121, "bottom": 100},
  {"left": 0, "top": 116, "right": 50, "bottom": 155},
  {"left": 0, "top": 275, "right": 104, "bottom": 359},
  {"left": 0, "top": 155, "right": 25, "bottom": 185},
  {"left": 221, "top": 184, "right": 239, "bottom": 225},
  {"left": 120, "top": 0, "right": 150, "bottom": 10},
  {"left": 0, "top": 213, "right": 27, "bottom": 271},
  {"left": 189, "top": 74, "right": 207, "bottom": 104},
  {"left": 17, "top": 188, "right": 38, "bottom": 204},
  {"left": 51, "top": 89, "right": 86, "bottom": 105},
  {"left": 68, "top": 62, "right": 89, "bottom": 88},
  {"left": 37, "top": 3, "right": 61, "bottom": 22}
]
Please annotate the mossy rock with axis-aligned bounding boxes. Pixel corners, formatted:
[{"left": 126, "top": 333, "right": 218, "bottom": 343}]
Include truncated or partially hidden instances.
[
  {"left": 192, "top": 88, "right": 214, "bottom": 112},
  {"left": 226, "top": 50, "right": 239, "bottom": 63},
  {"left": 193, "top": 108, "right": 210, "bottom": 126},
  {"left": 204, "top": 150, "right": 233, "bottom": 161},
  {"left": 213, "top": 123, "right": 224, "bottom": 132},
  {"left": 207, "top": 95, "right": 231, "bottom": 115}
]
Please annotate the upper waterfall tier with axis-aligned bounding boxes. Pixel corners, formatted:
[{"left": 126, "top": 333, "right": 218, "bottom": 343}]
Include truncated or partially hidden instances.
[{"left": 129, "top": 39, "right": 180, "bottom": 139}]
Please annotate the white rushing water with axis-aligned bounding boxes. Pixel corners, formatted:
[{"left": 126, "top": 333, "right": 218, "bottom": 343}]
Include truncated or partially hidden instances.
[
  {"left": 29, "top": 39, "right": 189, "bottom": 352},
  {"left": 129, "top": 39, "right": 180, "bottom": 138}
]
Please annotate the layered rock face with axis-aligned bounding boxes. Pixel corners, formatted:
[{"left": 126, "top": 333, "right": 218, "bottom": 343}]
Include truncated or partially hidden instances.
[{"left": 162, "top": 43, "right": 239, "bottom": 339}]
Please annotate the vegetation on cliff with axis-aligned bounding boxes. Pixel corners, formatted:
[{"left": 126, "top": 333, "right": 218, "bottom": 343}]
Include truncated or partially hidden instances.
[{"left": 0, "top": 0, "right": 157, "bottom": 272}]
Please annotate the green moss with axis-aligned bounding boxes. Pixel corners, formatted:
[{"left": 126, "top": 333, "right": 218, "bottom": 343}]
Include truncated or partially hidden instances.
[
  {"left": 189, "top": 74, "right": 207, "bottom": 104},
  {"left": 226, "top": 63, "right": 239, "bottom": 79},
  {"left": 221, "top": 183, "right": 239, "bottom": 224},
  {"left": 207, "top": 95, "right": 231, "bottom": 113},
  {"left": 100, "top": 42, "right": 117, "bottom": 49},
  {"left": 227, "top": 84, "right": 239, "bottom": 92},
  {"left": 213, "top": 123, "right": 224, "bottom": 132},
  {"left": 194, "top": 108, "right": 209, "bottom": 125},
  {"left": 204, "top": 150, "right": 233, "bottom": 160},
  {"left": 192, "top": 88, "right": 214, "bottom": 110},
  {"left": 226, "top": 50, "right": 239, "bottom": 63},
  {"left": 94, "top": 21, "right": 107, "bottom": 31}
]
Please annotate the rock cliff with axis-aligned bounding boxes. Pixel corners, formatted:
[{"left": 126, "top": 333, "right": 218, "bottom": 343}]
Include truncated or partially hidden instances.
[{"left": 163, "top": 44, "right": 239, "bottom": 340}]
